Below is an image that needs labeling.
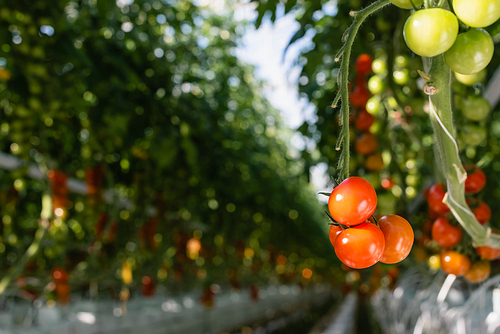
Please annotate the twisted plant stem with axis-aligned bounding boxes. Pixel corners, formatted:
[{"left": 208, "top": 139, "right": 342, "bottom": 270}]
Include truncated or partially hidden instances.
[
  {"left": 333, "top": 0, "right": 391, "bottom": 180},
  {"left": 423, "top": 55, "right": 500, "bottom": 247}
]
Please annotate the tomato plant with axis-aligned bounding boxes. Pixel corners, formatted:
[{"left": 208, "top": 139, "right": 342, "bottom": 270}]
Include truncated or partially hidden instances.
[
  {"left": 464, "top": 260, "right": 491, "bottom": 283},
  {"left": 334, "top": 222, "right": 385, "bottom": 269},
  {"left": 403, "top": 9, "right": 459, "bottom": 57},
  {"left": 440, "top": 251, "right": 471, "bottom": 277},
  {"left": 329, "top": 225, "right": 343, "bottom": 246},
  {"left": 445, "top": 29, "right": 494, "bottom": 75},
  {"left": 453, "top": 0, "right": 500, "bottom": 28},
  {"left": 431, "top": 217, "right": 462, "bottom": 248},
  {"left": 378, "top": 215, "right": 414, "bottom": 264},
  {"left": 465, "top": 167, "right": 486, "bottom": 194},
  {"left": 461, "top": 96, "right": 491, "bottom": 121},
  {"left": 355, "top": 132, "right": 378, "bottom": 155},
  {"left": 427, "top": 184, "right": 450, "bottom": 214},
  {"left": 328, "top": 177, "right": 377, "bottom": 226}
]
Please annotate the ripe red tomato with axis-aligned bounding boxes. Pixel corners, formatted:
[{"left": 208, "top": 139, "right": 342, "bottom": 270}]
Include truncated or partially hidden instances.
[
  {"left": 440, "top": 251, "right": 471, "bottom": 277},
  {"left": 378, "top": 215, "right": 414, "bottom": 264},
  {"left": 427, "top": 184, "right": 450, "bottom": 214},
  {"left": 355, "top": 132, "right": 378, "bottom": 156},
  {"left": 476, "top": 244, "right": 500, "bottom": 260},
  {"left": 381, "top": 177, "right": 394, "bottom": 190},
  {"left": 355, "top": 54, "right": 373, "bottom": 75},
  {"left": 365, "top": 152, "right": 384, "bottom": 172},
  {"left": 464, "top": 260, "right": 491, "bottom": 283},
  {"left": 403, "top": 9, "right": 459, "bottom": 57},
  {"left": 328, "top": 177, "right": 377, "bottom": 226},
  {"left": 473, "top": 202, "right": 491, "bottom": 225},
  {"left": 329, "top": 225, "right": 343, "bottom": 246},
  {"left": 355, "top": 109, "right": 375, "bottom": 131},
  {"left": 432, "top": 217, "right": 462, "bottom": 248},
  {"left": 465, "top": 167, "right": 486, "bottom": 194},
  {"left": 52, "top": 267, "right": 69, "bottom": 283},
  {"left": 350, "top": 85, "right": 370, "bottom": 108},
  {"left": 334, "top": 222, "right": 385, "bottom": 269}
]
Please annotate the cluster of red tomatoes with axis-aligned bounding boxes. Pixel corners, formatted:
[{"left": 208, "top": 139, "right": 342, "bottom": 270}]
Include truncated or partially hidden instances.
[
  {"left": 424, "top": 166, "right": 498, "bottom": 282},
  {"left": 47, "top": 170, "right": 69, "bottom": 218},
  {"left": 393, "top": 0, "right": 499, "bottom": 76},
  {"left": 351, "top": 54, "right": 384, "bottom": 172},
  {"left": 51, "top": 267, "right": 71, "bottom": 306},
  {"left": 327, "top": 177, "right": 414, "bottom": 269}
]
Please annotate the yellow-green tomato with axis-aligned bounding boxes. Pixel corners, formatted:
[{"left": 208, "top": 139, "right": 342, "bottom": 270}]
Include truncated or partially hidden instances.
[
  {"left": 462, "top": 96, "right": 491, "bottom": 121},
  {"left": 372, "top": 59, "right": 387, "bottom": 74},
  {"left": 455, "top": 70, "right": 487, "bottom": 86},
  {"left": 453, "top": 0, "right": 500, "bottom": 28},
  {"left": 368, "top": 75, "right": 384, "bottom": 95},
  {"left": 444, "top": 29, "right": 494, "bottom": 75},
  {"left": 366, "top": 96, "right": 381, "bottom": 115},
  {"left": 390, "top": 0, "right": 423, "bottom": 9},
  {"left": 393, "top": 69, "right": 409, "bottom": 85},
  {"left": 404, "top": 9, "right": 458, "bottom": 57},
  {"left": 462, "top": 124, "right": 487, "bottom": 146}
]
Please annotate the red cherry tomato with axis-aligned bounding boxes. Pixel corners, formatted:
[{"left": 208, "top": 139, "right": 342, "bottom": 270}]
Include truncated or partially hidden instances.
[
  {"left": 356, "top": 54, "right": 373, "bottom": 75},
  {"left": 381, "top": 177, "right": 394, "bottom": 190},
  {"left": 329, "top": 225, "right": 343, "bottom": 246},
  {"left": 476, "top": 244, "right": 500, "bottom": 260},
  {"left": 355, "top": 132, "right": 378, "bottom": 155},
  {"left": 440, "top": 251, "right": 471, "bottom": 277},
  {"left": 464, "top": 260, "right": 491, "bottom": 283},
  {"left": 465, "top": 167, "right": 486, "bottom": 194},
  {"left": 355, "top": 109, "right": 375, "bottom": 131},
  {"left": 432, "top": 217, "right": 462, "bottom": 248},
  {"left": 334, "top": 222, "right": 385, "bottom": 269},
  {"left": 328, "top": 177, "right": 377, "bottom": 226},
  {"left": 365, "top": 152, "right": 384, "bottom": 172},
  {"left": 473, "top": 202, "right": 491, "bottom": 225},
  {"left": 378, "top": 215, "right": 414, "bottom": 264},
  {"left": 52, "top": 267, "right": 69, "bottom": 283},
  {"left": 350, "top": 85, "right": 371, "bottom": 108},
  {"left": 427, "top": 184, "right": 450, "bottom": 214}
]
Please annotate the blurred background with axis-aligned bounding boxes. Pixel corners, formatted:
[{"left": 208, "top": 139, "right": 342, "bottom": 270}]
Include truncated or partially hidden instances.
[{"left": 2, "top": 0, "right": 500, "bottom": 333}]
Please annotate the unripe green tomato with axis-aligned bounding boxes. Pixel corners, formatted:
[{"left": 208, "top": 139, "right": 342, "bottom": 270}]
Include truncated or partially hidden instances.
[
  {"left": 368, "top": 75, "right": 384, "bottom": 94},
  {"left": 366, "top": 96, "right": 380, "bottom": 115},
  {"left": 372, "top": 59, "right": 387, "bottom": 74},
  {"left": 393, "top": 69, "right": 409, "bottom": 85},
  {"left": 455, "top": 70, "right": 487, "bottom": 86},
  {"left": 404, "top": 9, "right": 459, "bottom": 57},
  {"left": 390, "top": 0, "right": 423, "bottom": 9},
  {"left": 462, "top": 124, "right": 487, "bottom": 146},
  {"left": 462, "top": 96, "right": 491, "bottom": 121},
  {"left": 453, "top": 0, "right": 500, "bottom": 28},
  {"left": 444, "top": 29, "right": 494, "bottom": 75},
  {"left": 395, "top": 55, "right": 409, "bottom": 67}
]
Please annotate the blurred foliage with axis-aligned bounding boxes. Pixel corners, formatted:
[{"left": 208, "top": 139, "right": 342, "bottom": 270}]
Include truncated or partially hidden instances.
[{"left": 0, "top": 0, "right": 342, "bottom": 301}]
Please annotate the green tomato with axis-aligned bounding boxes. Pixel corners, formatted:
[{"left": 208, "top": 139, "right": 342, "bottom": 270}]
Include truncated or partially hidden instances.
[
  {"left": 453, "top": 0, "right": 500, "bottom": 28},
  {"left": 444, "top": 29, "right": 494, "bottom": 75},
  {"left": 393, "top": 69, "right": 409, "bottom": 85},
  {"left": 390, "top": 0, "right": 423, "bottom": 9},
  {"left": 368, "top": 75, "right": 384, "bottom": 95},
  {"left": 404, "top": 9, "right": 458, "bottom": 57},
  {"left": 462, "top": 124, "right": 487, "bottom": 146},
  {"left": 366, "top": 96, "right": 380, "bottom": 115},
  {"left": 372, "top": 59, "right": 387, "bottom": 74},
  {"left": 462, "top": 96, "right": 491, "bottom": 121},
  {"left": 395, "top": 55, "right": 409, "bottom": 67},
  {"left": 455, "top": 70, "right": 487, "bottom": 86}
]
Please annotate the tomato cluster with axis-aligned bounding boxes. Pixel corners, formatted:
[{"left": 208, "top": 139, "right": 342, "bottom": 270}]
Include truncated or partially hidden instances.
[
  {"left": 328, "top": 177, "right": 414, "bottom": 269},
  {"left": 398, "top": 1, "right": 498, "bottom": 76},
  {"left": 423, "top": 166, "right": 498, "bottom": 282}
]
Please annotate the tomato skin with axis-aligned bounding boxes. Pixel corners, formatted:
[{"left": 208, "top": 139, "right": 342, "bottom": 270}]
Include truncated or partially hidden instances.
[
  {"left": 440, "top": 251, "right": 471, "bottom": 277},
  {"left": 328, "top": 177, "right": 377, "bottom": 226},
  {"left": 432, "top": 217, "right": 462, "bottom": 248},
  {"left": 427, "top": 184, "right": 450, "bottom": 214},
  {"left": 404, "top": 9, "right": 459, "bottom": 57},
  {"left": 462, "top": 96, "right": 491, "bottom": 121},
  {"left": 329, "top": 225, "right": 343, "bottom": 246},
  {"left": 476, "top": 245, "right": 500, "bottom": 260},
  {"left": 473, "top": 202, "right": 491, "bottom": 225},
  {"left": 462, "top": 124, "right": 487, "bottom": 146},
  {"left": 465, "top": 168, "right": 486, "bottom": 194},
  {"left": 445, "top": 29, "right": 494, "bottom": 75},
  {"left": 390, "top": 0, "right": 423, "bottom": 9},
  {"left": 378, "top": 215, "right": 414, "bottom": 264},
  {"left": 355, "top": 132, "right": 378, "bottom": 155},
  {"left": 453, "top": 0, "right": 500, "bottom": 28},
  {"left": 455, "top": 70, "right": 487, "bottom": 86},
  {"left": 334, "top": 222, "right": 385, "bottom": 269},
  {"left": 356, "top": 54, "right": 373, "bottom": 75},
  {"left": 355, "top": 109, "right": 375, "bottom": 131},
  {"left": 464, "top": 260, "right": 491, "bottom": 283},
  {"left": 368, "top": 75, "right": 384, "bottom": 95}
]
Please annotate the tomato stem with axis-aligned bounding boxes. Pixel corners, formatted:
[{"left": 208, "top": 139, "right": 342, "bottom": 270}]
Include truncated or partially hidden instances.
[{"left": 334, "top": 0, "right": 391, "bottom": 181}]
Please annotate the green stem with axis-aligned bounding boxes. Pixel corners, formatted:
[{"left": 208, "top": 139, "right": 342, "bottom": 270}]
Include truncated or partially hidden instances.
[
  {"left": 423, "top": 55, "right": 500, "bottom": 247},
  {"left": 0, "top": 194, "right": 51, "bottom": 295},
  {"left": 336, "top": 0, "right": 391, "bottom": 180}
]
